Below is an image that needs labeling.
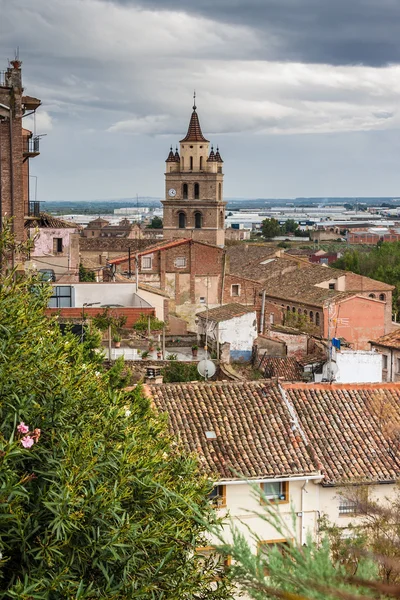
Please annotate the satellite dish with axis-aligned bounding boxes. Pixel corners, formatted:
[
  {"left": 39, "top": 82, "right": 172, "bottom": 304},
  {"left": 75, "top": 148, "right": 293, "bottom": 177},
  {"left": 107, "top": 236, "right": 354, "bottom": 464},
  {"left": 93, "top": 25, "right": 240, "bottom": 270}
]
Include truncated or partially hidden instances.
[{"left": 197, "top": 359, "right": 216, "bottom": 379}]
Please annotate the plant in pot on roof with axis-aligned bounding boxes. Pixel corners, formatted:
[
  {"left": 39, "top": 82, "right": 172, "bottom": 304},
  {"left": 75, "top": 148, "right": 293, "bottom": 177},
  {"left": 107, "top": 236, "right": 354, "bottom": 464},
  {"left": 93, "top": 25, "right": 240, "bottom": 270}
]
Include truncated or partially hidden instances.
[
  {"left": 113, "top": 333, "right": 121, "bottom": 348},
  {"left": 156, "top": 346, "right": 162, "bottom": 359},
  {"left": 192, "top": 345, "right": 198, "bottom": 358},
  {"left": 141, "top": 350, "right": 150, "bottom": 360}
]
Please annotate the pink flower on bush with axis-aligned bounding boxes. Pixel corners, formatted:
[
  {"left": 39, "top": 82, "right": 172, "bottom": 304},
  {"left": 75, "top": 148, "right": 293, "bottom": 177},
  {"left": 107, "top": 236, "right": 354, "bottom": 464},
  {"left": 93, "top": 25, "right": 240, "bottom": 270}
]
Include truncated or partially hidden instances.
[
  {"left": 17, "top": 422, "right": 29, "bottom": 434},
  {"left": 21, "top": 436, "right": 34, "bottom": 449}
]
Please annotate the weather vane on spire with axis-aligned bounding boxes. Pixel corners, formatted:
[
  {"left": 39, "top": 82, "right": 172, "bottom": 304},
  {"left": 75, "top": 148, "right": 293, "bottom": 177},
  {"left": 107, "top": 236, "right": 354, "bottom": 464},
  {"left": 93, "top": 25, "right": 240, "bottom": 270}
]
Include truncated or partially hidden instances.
[{"left": 193, "top": 90, "right": 196, "bottom": 110}]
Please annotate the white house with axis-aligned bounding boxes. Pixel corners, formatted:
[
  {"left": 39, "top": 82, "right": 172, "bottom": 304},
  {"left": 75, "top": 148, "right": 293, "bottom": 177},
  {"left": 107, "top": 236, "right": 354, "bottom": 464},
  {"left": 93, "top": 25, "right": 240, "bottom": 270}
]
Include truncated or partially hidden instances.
[
  {"left": 196, "top": 303, "right": 257, "bottom": 362},
  {"left": 148, "top": 380, "right": 400, "bottom": 598}
]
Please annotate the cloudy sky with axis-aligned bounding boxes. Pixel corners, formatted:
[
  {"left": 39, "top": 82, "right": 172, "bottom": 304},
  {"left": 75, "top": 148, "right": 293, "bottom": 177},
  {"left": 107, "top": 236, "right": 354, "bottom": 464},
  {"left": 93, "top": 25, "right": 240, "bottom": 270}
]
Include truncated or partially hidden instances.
[{"left": 1, "top": 0, "right": 400, "bottom": 201}]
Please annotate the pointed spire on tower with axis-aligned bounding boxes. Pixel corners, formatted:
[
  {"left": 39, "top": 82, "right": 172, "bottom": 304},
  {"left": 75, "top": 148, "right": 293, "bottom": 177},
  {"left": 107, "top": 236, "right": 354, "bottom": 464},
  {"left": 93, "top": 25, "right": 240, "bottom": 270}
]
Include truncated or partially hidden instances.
[
  {"left": 207, "top": 144, "right": 216, "bottom": 162},
  {"left": 166, "top": 145, "right": 175, "bottom": 162},
  {"left": 215, "top": 146, "right": 223, "bottom": 162},
  {"left": 180, "top": 94, "right": 209, "bottom": 143},
  {"left": 174, "top": 146, "right": 180, "bottom": 162}
]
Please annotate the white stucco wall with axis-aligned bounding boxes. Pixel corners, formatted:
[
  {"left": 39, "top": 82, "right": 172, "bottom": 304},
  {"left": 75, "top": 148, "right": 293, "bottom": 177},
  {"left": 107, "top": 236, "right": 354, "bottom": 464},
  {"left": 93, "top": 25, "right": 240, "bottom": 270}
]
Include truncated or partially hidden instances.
[
  {"left": 52, "top": 283, "right": 138, "bottom": 307},
  {"left": 135, "top": 289, "right": 165, "bottom": 320},
  {"left": 209, "top": 478, "right": 397, "bottom": 599},
  {"left": 333, "top": 350, "right": 382, "bottom": 383},
  {"left": 219, "top": 312, "right": 257, "bottom": 352}
]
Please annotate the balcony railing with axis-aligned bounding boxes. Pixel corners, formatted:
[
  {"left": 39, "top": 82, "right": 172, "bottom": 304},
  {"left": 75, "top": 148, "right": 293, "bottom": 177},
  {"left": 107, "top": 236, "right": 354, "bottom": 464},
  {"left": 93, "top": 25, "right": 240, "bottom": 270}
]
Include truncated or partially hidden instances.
[
  {"left": 24, "top": 136, "right": 40, "bottom": 157},
  {"left": 28, "top": 201, "right": 41, "bottom": 217},
  {"left": 0, "top": 71, "right": 7, "bottom": 87}
]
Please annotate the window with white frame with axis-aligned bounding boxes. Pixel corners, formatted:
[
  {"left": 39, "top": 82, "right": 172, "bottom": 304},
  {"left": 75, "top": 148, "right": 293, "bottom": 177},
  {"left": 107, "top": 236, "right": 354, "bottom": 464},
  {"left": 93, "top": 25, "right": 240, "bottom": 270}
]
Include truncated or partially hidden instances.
[
  {"left": 231, "top": 284, "right": 240, "bottom": 297},
  {"left": 383, "top": 354, "right": 388, "bottom": 370},
  {"left": 174, "top": 256, "right": 187, "bottom": 268},
  {"left": 142, "top": 256, "right": 152, "bottom": 270},
  {"left": 199, "top": 297, "right": 206, "bottom": 304}
]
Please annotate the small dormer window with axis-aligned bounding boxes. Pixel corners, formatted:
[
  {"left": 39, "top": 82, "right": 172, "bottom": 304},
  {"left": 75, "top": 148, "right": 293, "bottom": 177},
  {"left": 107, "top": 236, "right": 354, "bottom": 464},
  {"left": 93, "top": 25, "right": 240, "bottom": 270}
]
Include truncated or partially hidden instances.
[{"left": 329, "top": 283, "right": 335, "bottom": 290}]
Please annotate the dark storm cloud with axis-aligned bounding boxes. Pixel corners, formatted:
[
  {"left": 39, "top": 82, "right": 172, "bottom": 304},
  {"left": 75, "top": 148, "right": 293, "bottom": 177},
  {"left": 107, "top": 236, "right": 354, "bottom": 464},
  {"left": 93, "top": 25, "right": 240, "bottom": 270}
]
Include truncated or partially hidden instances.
[{"left": 111, "top": 0, "right": 400, "bottom": 66}]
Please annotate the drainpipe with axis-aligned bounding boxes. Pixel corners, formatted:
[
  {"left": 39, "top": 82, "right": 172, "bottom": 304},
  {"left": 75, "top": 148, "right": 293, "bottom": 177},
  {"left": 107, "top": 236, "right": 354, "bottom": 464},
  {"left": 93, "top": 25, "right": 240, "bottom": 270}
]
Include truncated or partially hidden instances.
[
  {"left": 300, "top": 479, "right": 308, "bottom": 546},
  {"left": 220, "top": 249, "right": 226, "bottom": 304},
  {"left": 260, "top": 290, "right": 266, "bottom": 334}
]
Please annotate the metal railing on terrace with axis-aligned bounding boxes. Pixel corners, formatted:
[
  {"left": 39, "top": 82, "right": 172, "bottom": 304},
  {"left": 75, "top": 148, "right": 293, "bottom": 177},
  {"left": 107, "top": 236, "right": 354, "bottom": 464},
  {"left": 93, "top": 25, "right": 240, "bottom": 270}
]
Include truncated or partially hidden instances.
[
  {"left": 0, "top": 71, "right": 7, "bottom": 87},
  {"left": 25, "top": 137, "right": 40, "bottom": 154}
]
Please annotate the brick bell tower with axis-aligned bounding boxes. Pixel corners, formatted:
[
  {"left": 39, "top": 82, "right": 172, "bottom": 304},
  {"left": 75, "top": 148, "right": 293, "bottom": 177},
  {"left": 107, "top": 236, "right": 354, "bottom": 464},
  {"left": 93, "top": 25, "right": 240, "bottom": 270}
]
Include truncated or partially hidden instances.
[{"left": 161, "top": 95, "right": 226, "bottom": 247}]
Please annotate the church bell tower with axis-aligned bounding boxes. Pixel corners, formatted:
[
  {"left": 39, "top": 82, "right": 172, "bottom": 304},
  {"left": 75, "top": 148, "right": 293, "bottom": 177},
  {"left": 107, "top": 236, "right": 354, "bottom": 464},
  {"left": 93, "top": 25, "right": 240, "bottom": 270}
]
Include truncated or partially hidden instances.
[{"left": 161, "top": 95, "right": 226, "bottom": 247}]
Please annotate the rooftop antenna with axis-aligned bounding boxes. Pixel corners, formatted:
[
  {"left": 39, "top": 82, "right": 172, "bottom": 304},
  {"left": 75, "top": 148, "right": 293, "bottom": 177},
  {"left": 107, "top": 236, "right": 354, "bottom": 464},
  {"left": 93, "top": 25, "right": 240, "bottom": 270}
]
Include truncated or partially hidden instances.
[{"left": 193, "top": 90, "right": 196, "bottom": 110}]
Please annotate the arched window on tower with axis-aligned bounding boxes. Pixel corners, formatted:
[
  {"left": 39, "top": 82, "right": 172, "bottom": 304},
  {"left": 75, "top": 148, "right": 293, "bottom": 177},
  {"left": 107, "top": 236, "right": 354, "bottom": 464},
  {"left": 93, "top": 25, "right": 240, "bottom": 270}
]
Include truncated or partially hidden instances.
[
  {"left": 200, "top": 156, "right": 203, "bottom": 170},
  {"left": 379, "top": 293, "right": 386, "bottom": 301},
  {"left": 194, "top": 183, "right": 200, "bottom": 199},
  {"left": 315, "top": 312, "right": 320, "bottom": 326},
  {"left": 218, "top": 183, "right": 222, "bottom": 201},
  {"left": 190, "top": 156, "right": 193, "bottom": 170},
  {"left": 178, "top": 212, "right": 186, "bottom": 229},
  {"left": 182, "top": 183, "right": 188, "bottom": 200},
  {"left": 194, "top": 212, "right": 202, "bottom": 229},
  {"left": 181, "top": 157, "right": 184, "bottom": 170},
  {"left": 220, "top": 210, "right": 224, "bottom": 225}
]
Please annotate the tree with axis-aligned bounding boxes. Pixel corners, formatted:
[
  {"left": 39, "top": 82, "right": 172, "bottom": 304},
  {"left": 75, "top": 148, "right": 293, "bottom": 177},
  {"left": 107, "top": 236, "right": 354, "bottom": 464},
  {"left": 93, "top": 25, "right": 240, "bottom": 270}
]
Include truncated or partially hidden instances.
[
  {"left": 147, "top": 216, "right": 163, "bottom": 229},
  {"left": 281, "top": 219, "right": 299, "bottom": 235},
  {"left": 0, "top": 225, "right": 232, "bottom": 599},
  {"left": 261, "top": 218, "right": 281, "bottom": 239},
  {"left": 79, "top": 263, "right": 96, "bottom": 282}
]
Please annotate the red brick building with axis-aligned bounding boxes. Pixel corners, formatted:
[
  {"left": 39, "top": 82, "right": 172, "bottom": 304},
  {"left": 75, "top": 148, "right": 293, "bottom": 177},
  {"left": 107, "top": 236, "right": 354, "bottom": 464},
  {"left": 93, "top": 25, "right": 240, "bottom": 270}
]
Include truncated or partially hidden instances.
[
  {"left": 108, "top": 238, "right": 224, "bottom": 329},
  {"left": 223, "top": 248, "right": 393, "bottom": 350},
  {"left": 0, "top": 59, "right": 41, "bottom": 243}
]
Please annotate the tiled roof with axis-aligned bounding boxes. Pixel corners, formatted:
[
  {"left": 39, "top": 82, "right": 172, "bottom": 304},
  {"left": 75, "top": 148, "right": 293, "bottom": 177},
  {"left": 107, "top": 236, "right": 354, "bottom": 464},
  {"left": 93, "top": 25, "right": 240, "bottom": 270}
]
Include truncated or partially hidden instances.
[
  {"left": 258, "top": 356, "right": 303, "bottom": 381},
  {"left": 371, "top": 328, "right": 400, "bottom": 350},
  {"left": 79, "top": 238, "right": 154, "bottom": 253},
  {"left": 25, "top": 213, "right": 79, "bottom": 229},
  {"left": 283, "top": 382, "right": 400, "bottom": 485},
  {"left": 196, "top": 303, "right": 256, "bottom": 323},
  {"left": 138, "top": 283, "right": 170, "bottom": 298},
  {"left": 180, "top": 109, "right": 209, "bottom": 143},
  {"left": 149, "top": 381, "right": 319, "bottom": 480},
  {"left": 226, "top": 245, "right": 278, "bottom": 274},
  {"left": 107, "top": 239, "right": 191, "bottom": 265}
]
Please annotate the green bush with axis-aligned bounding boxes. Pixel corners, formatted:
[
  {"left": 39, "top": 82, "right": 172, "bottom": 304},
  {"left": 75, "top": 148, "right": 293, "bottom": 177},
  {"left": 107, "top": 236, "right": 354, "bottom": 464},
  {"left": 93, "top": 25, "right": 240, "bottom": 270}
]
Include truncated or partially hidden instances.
[{"left": 0, "top": 225, "right": 231, "bottom": 599}]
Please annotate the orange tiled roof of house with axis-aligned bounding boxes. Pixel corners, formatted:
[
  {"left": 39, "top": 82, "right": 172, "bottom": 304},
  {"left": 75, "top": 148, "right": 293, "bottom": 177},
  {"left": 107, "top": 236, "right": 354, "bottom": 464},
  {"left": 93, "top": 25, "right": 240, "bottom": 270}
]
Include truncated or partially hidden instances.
[
  {"left": 196, "top": 303, "right": 255, "bottom": 323},
  {"left": 283, "top": 382, "right": 400, "bottom": 485},
  {"left": 148, "top": 380, "right": 400, "bottom": 485},
  {"left": 149, "top": 381, "right": 318, "bottom": 481},
  {"left": 371, "top": 328, "right": 400, "bottom": 350},
  {"left": 25, "top": 213, "right": 79, "bottom": 229},
  {"left": 258, "top": 356, "right": 303, "bottom": 381}
]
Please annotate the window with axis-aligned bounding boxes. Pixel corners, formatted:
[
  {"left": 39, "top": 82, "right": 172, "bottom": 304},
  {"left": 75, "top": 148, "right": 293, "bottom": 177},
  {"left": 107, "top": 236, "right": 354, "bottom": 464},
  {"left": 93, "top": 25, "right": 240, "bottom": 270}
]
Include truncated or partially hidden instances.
[
  {"left": 292, "top": 307, "right": 296, "bottom": 313},
  {"left": 199, "top": 156, "right": 203, "bottom": 170},
  {"left": 200, "top": 296, "right": 206, "bottom": 304},
  {"left": 329, "top": 282, "right": 335, "bottom": 290},
  {"left": 397, "top": 358, "right": 400, "bottom": 374},
  {"left": 383, "top": 354, "right": 388, "bottom": 370},
  {"left": 231, "top": 284, "right": 240, "bottom": 297},
  {"left": 218, "top": 183, "right": 222, "bottom": 200},
  {"left": 369, "top": 293, "right": 376, "bottom": 299},
  {"left": 194, "top": 182, "right": 200, "bottom": 199},
  {"left": 182, "top": 183, "right": 188, "bottom": 199},
  {"left": 53, "top": 237, "right": 63, "bottom": 254},
  {"left": 338, "top": 497, "right": 358, "bottom": 515},
  {"left": 178, "top": 212, "right": 186, "bottom": 229},
  {"left": 92, "top": 231, "right": 95, "bottom": 236},
  {"left": 174, "top": 256, "right": 187, "bottom": 268},
  {"left": 315, "top": 312, "right": 320, "bottom": 326},
  {"left": 142, "top": 256, "right": 152, "bottom": 270},
  {"left": 220, "top": 210, "right": 224, "bottom": 224},
  {"left": 260, "top": 481, "right": 288, "bottom": 504},
  {"left": 208, "top": 485, "right": 226, "bottom": 508},
  {"left": 269, "top": 313, "right": 274, "bottom": 324},
  {"left": 190, "top": 156, "right": 193, "bottom": 170},
  {"left": 309, "top": 311, "right": 314, "bottom": 322},
  {"left": 379, "top": 293, "right": 386, "bottom": 301},
  {"left": 48, "top": 286, "right": 72, "bottom": 309},
  {"left": 194, "top": 211, "right": 202, "bottom": 229}
]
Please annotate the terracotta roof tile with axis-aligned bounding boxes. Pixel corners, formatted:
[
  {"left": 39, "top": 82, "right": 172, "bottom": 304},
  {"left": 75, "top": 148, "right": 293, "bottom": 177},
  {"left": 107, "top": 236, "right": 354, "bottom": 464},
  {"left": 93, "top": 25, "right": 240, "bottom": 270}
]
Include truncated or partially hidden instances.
[
  {"left": 25, "top": 213, "right": 79, "bottom": 229},
  {"left": 180, "top": 109, "right": 209, "bottom": 143},
  {"left": 283, "top": 382, "right": 400, "bottom": 485},
  {"left": 258, "top": 356, "right": 303, "bottom": 381},
  {"left": 196, "top": 303, "right": 256, "bottom": 323},
  {"left": 149, "top": 381, "right": 319, "bottom": 480},
  {"left": 371, "top": 328, "right": 400, "bottom": 350}
]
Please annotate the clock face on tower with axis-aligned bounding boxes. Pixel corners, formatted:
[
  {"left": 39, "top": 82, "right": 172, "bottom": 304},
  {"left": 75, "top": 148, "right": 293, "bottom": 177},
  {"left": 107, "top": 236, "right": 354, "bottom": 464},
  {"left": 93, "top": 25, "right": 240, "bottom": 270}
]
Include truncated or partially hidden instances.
[{"left": 168, "top": 188, "right": 177, "bottom": 197}]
